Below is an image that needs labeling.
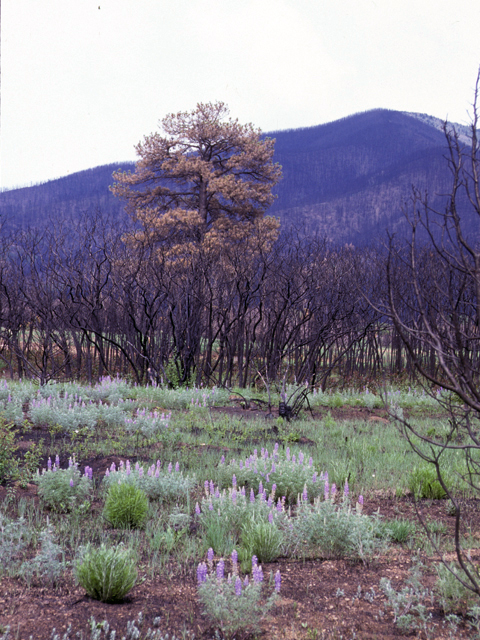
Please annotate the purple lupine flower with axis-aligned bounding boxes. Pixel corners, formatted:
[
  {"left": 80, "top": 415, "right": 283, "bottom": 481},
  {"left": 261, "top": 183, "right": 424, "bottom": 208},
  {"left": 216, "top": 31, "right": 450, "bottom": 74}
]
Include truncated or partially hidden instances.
[
  {"left": 69, "top": 457, "right": 74, "bottom": 468},
  {"left": 175, "top": 462, "right": 180, "bottom": 472},
  {"left": 216, "top": 558, "right": 224, "bottom": 580},
  {"left": 207, "top": 547, "right": 214, "bottom": 566},
  {"left": 268, "top": 511, "right": 274, "bottom": 524},
  {"left": 277, "top": 498, "right": 283, "bottom": 513},
  {"left": 195, "top": 502, "right": 201, "bottom": 515},
  {"left": 250, "top": 488, "right": 255, "bottom": 503},
  {"left": 168, "top": 462, "right": 172, "bottom": 474},
  {"left": 309, "top": 457, "right": 313, "bottom": 467},
  {"left": 324, "top": 480, "right": 329, "bottom": 501},
  {"left": 209, "top": 480, "right": 215, "bottom": 494},
  {"left": 267, "top": 496, "right": 273, "bottom": 508},
  {"left": 299, "top": 452, "right": 304, "bottom": 465},
  {"left": 69, "top": 478, "right": 74, "bottom": 487},
  {"left": 259, "top": 481, "right": 263, "bottom": 495},
  {"left": 344, "top": 479, "right": 349, "bottom": 498},
  {"left": 232, "top": 474, "right": 237, "bottom": 488},
  {"left": 252, "top": 563, "right": 263, "bottom": 584},
  {"left": 155, "top": 468, "right": 160, "bottom": 478},
  {"left": 312, "top": 471, "right": 317, "bottom": 483},
  {"left": 231, "top": 549, "right": 238, "bottom": 573},
  {"left": 358, "top": 495, "right": 364, "bottom": 505},
  {"left": 231, "top": 489, "right": 237, "bottom": 505},
  {"left": 244, "top": 576, "right": 249, "bottom": 587},
  {"left": 47, "top": 457, "right": 52, "bottom": 471},
  {"left": 208, "top": 502, "right": 213, "bottom": 511},
  {"left": 271, "top": 462, "right": 276, "bottom": 473},
  {"left": 138, "top": 467, "right": 143, "bottom": 478},
  {"left": 135, "top": 461, "right": 140, "bottom": 471},
  {"left": 215, "top": 487, "right": 220, "bottom": 498},
  {"left": 235, "top": 576, "right": 242, "bottom": 596},
  {"left": 331, "top": 483, "right": 337, "bottom": 499},
  {"left": 204, "top": 480, "right": 209, "bottom": 495},
  {"left": 156, "top": 459, "right": 161, "bottom": 469},
  {"left": 274, "top": 570, "right": 281, "bottom": 592},
  {"left": 105, "top": 469, "right": 110, "bottom": 477},
  {"left": 271, "top": 483, "right": 277, "bottom": 495},
  {"left": 241, "top": 486, "right": 246, "bottom": 497},
  {"left": 239, "top": 461, "right": 243, "bottom": 470},
  {"left": 253, "top": 449, "right": 258, "bottom": 458},
  {"left": 119, "top": 460, "right": 124, "bottom": 469},
  {"left": 55, "top": 454, "right": 60, "bottom": 467},
  {"left": 292, "top": 454, "right": 296, "bottom": 464},
  {"left": 252, "top": 555, "right": 258, "bottom": 567},
  {"left": 197, "top": 562, "right": 208, "bottom": 584},
  {"left": 148, "top": 467, "right": 152, "bottom": 477},
  {"left": 220, "top": 455, "right": 225, "bottom": 465},
  {"left": 302, "top": 484, "right": 308, "bottom": 502},
  {"left": 286, "top": 447, "right": 290, "bottom": 461}
]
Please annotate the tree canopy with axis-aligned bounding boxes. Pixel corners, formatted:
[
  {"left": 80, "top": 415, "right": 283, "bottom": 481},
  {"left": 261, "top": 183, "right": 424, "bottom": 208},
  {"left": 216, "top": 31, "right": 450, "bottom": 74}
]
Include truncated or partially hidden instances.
[{"left": 111, "top": 102, "right": 282, "bottom": 253}]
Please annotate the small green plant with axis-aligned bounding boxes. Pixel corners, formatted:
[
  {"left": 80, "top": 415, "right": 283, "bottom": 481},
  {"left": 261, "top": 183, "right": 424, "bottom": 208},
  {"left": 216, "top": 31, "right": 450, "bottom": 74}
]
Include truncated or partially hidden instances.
[
  {"left": 75, "top": 543, "right": 138, "bottom": 602},
  {"left": 381, "top": 518, "right": 417, "bottom": 543},
  {"left": 36, "top": 456, "right": 93, "bottom": 513},
  {"left": 19, "top": 523, "right": 64, "bottom": 587},
  {"left": 408, "top": 465, "right": 448, "bottom": 499},
  {"left": 435, "top": 562, "right": 479, "bottom": 614},
  {"left": 102, "top": 482, "right": 148, "bottom": 529},
  {"left": 197, "top": 549, "right": 280, "bottom": 638},
  {"left": 0, "top": 514, "right": 29, "bottom": 576},
  {"left": 380, "top": 559, "right": 435, "bottom": 635},
  {"left": 0, "top": 419, "right": 19, "bottom": 483}
]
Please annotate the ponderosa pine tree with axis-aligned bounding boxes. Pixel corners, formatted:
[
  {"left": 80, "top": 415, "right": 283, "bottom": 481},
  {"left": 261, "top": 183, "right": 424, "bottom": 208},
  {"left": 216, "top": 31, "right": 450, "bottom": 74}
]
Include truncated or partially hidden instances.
[{"left": 111, "top": 102, "right": 282, "bottom": 256}]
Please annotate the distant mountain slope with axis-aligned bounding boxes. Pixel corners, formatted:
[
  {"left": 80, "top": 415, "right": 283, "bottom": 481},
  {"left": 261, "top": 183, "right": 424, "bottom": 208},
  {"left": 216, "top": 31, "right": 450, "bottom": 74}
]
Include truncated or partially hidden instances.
[{"left": 0, "top": 109, "right": 474, "bottom": 243}]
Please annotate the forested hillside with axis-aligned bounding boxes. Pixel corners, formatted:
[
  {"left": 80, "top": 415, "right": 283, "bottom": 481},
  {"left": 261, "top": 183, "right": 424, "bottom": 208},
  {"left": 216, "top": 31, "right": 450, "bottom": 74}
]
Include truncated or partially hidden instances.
[{"left": 0, "top": 109, "right": 470, "bottom": 243}]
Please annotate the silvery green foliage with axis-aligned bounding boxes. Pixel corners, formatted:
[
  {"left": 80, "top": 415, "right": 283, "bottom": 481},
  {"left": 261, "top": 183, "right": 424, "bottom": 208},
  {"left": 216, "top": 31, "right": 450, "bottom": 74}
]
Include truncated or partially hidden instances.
[
  {"left": 0, "top": 514, "right": 29, "bottom": 575},
  {"left": 123, "top": 409, "right": 171, "bottom": 438},
  {"left": 48, "top": 614, "right": 183, "bottom": 640},
  {"left": 380, "top": 560, "right": 435, "bottom": 634},
  {"left": 198, "top": 480, "right": 288, "bottom": 555},
  {"left": 75, "top": 543, "right": 138, "bottom": 602},
  {"left": 37, "top": 457, "right": 93, "bottom": 513},
  {"left": 19, "top": 523, "right": 65, "bottom": 587},
  {"left": 435, "top": 562, "right": 479, "bottom": 614},
  {"left": 216, "top": 443, "right": 323, "bottom": 505},
  {"left": 83, "top": 375, "right": 132, "bottom": 403},
  {"left": 290, "top": 495, "right": 380, "bottom": 562},
  {"left": 197, "top": 551, "right": 279, "bottom": 638},
  {"left": 102, "top": 459, "right": 195, "bottom": 503},
  {"left": 0, "top": 393, "right": 24, "bottom": 425},
  {"left": 134, "top": 384, "right": 228, "bottom": 410}
]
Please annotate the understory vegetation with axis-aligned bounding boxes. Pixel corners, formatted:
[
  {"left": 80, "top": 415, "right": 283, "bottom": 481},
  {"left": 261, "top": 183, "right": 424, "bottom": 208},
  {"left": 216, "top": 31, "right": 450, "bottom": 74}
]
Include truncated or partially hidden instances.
[{"left": 1, "top": 377, "right": 480, "bottom": 638}]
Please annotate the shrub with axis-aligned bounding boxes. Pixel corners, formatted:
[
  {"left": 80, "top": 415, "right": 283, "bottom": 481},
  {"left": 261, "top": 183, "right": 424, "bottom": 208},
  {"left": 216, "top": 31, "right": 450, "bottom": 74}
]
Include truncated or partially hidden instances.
[
  {"left": 103, "top": 482, "right": 148, "bottom": 529},
  {"left": 216, "top": 443, "right": 324, "bottom": 505},
  {"left": 290, "top": 495, "right": 380, "bottom": 562},
  {"left": 102, "top": 459, "right": 195, "bottom": 503},
  {"left": 197, "top": 481, "right": 288, "bottom": 556},
  {"left": 36, "top": 457, "right": 93, "bottom": 513},
  {"left": 19, "top": 524, "right": 64, "bottom": 587},
  {"left": 75, "top": 543, "right": 137, "bottom": 602},
  {"left": 197, "top": 549, "right": 280, "bottom": 638},
  {"left": 0, "top": 514, "right": 29, "bottom": 575},
  {"left": 380, "top": 518, "right": 417, "bottom": 543}
]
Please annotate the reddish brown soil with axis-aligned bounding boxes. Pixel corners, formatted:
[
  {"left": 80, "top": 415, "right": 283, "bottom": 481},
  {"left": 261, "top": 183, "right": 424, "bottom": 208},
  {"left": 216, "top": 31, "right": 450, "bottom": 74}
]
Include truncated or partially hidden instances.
[{"left": 1, "top": 406, "right": 479, "bottom": 639}]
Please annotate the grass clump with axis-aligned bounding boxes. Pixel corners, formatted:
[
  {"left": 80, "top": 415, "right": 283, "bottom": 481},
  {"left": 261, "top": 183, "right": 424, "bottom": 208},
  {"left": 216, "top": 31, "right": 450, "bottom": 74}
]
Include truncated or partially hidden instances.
[
  {"left": 408, "top": 465, "right": 448, "bottom": 499},
  {"left": 75, "top": 543, "right": 137, "bottom": 602},
  {"left": 102, "top": 482, "right": 148, "bottom": 529}
]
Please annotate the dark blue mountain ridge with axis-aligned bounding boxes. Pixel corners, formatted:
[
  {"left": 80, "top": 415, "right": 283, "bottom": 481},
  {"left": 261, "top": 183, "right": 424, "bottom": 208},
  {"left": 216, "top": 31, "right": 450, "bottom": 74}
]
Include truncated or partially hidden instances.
[{"left": 0, "top": 109, "right": 474, "bottom": 244}]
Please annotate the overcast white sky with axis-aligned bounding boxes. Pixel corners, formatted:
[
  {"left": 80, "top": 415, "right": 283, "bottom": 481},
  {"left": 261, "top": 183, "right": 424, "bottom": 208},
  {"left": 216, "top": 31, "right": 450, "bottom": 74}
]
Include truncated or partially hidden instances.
[{"left": 1, "top": 0, "right": 480, "bottom": 190}]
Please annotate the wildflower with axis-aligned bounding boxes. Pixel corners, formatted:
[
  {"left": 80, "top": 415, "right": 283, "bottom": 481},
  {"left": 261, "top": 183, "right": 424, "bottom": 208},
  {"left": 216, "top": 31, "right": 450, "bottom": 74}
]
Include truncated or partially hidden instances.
[
  {"left": 208, "top": 502, "right": 213, "bottom": 511},
  {"left": 47, "top": 457, "right": 52, "bottom": 471},
  {"left": 235, "top": 576, "right": 242, "bottom": 596},
  {"left": 155, "top": 468, "right": 160, "bottom": 479},
  {"left": 175, "top": 462, "right": 180, "bottom": 472},
  {"left": 312, "top": 471, "right": 317, "bottom": 483},
  {"left": 309, "top": 457, "right": 313, "bottom": 467},
  {"left": 258, "top": 481, "right": 263, "bottom": 495},
  {"left": 55, "top": 454, "right": 60, "bottom": 467},
  {"left": 207, "top": 547, "right": 214, "bottom": 568},
  {"left": 302, "top": 484, "right": 308, "bottom": 502},
  {"left": 231, "top": 549, "right": 238, "bottom": 572},
  {"left": 209, "top": 480, "right": 215, "bottom": 494},
  {"left": 268, "top": 511, "right": 274, "bottom": 523},
  {"left": 274, "top": 570, "right": 281, "bottom": 592},
  {"left": 244, "top": 575, "right": 249, "bottom": 587},
  {"left": 197, "top": 562, "right": 208, "bottom": 584},
  {"left": 250, "top": 488, "right": 255, "bottom": 503},
  {"left": 277, "top": 498, "right": 283, "bottom": 513},
  {"left": 195, "top": 502, "right": 201, "bottom": 515},
  {"left": 138, "top": 467, "right": 143, "bottom": 478},
  {"left": 232, "top": 474, "right": 237, "bottom": 488},
  {"left": 358, "top": 495, "right": 364, "bottom": 505},
  {"left": 105, "top": 469, "right": 110, "bottom": 477},
  {"left": 204, "top": 480, "right": 209, "bottom": 495},
  {"left": 252, "top": 562, "right": 263, "bottom": 584},
  {"left": 216, "top": 558, "right": 225, "bottom": 580},
  {"left": 324, "top": 480, "right": 329, "bottom": 501},
  {"left": 69, "top": 478, "right": 74, "bottom": 487},
  {"left": 331, "top": 483, "right": 337, "bottom": 499},
  {"left": 344, "top": 479, "right": 349, "bottom": 498}
]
